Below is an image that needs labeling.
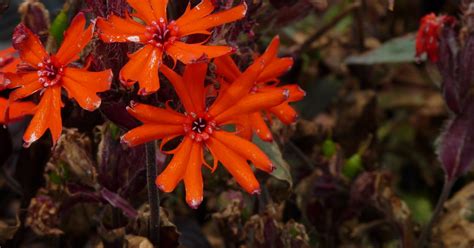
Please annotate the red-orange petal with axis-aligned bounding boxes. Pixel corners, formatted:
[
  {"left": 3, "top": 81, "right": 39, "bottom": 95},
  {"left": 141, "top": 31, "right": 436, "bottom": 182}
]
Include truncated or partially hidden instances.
[
  {"left": 175, "top": 0, "right": 214, "bottom": 28},
  {"left": 214, "top": 54, "right": 241, "bottom": 82},
  {"left": 282, "top": 84, "right": 306, "bottom": 102},
  {"left": 213, "top": 130, "right": 273, "bottom": 172},
  {"left": 155, "top": 137, "right": 193, "bottom": 192},
  {"left": 126, "top": 102, "right": 186, "bottom": 124},
  {"left": 61, "top": 68, "right": 112, "bottom": 111},
  {"left": 160, "top": 65, "right": 196, "bottom": 113},
  {"left": 166, "top": 41, "right": 233, "bottom": 64},
  {"left": 183, "top": 63, "right": 207, "bottom": 113},
  {"left": 63, "top": 67, "right": 113, "bottom": 93},
  {"left": 177, "top": 3, "right": 247, "bottom": 37},
  {"left": 150, "top": 0, "right": 168, "bottom": 22},
  {"left": 234, "top": 115, "right": 253, "bottom": 140},
  {"left": 1, "top": 58, "right": 19, "bottom": 74},
  {"left": 209, "top": 36, "right": 280, "bottom": 116},
  {"left": 206, "top": 137, "right": 260, "bottom": 194},
  {"left": 127, "top": 0, "right": 156, "bottom": 24},
  {"left": 97, "top": 14, "right": 147, "bottom": 43},
  {"left": 250, "top": 112, "right": 273, "bottom": 142},
  {"left": 12, "top": 24, "right": 47, "bottom": 67},
  {"left": 0, "top": 98, "right": 36, "bottom": 124},
  {"left": 183, "top": 142, "right": 204, "bottom": 208},
  {"left": 55, "top": 13, "right": 93, "bottom": 65},
  {"left": 214, "top": 88, "right": 289, "bottom": 124},
  {"left": 5, "top": 71, "right": 39, "bottom": 90},
  {"left": 257, "top": 57, "right": 293, "bottom": 84},
  {"left": 269, "top": 103, "right": 298, "bottom": 124},
  {"left": 8, "top": 101, "right": 36, "bottom": 123},
  {"left": 120, "top": 44, "right": 162, "bottom": 95},
  {"left": 9, "top": 75, "right": 42, "bottom": 101},
  {"left": 121, "top": 124, "right": 184, "bottom": 147},
  {"left": 23, "top": 86, "right": 62, "bottom": 146}
]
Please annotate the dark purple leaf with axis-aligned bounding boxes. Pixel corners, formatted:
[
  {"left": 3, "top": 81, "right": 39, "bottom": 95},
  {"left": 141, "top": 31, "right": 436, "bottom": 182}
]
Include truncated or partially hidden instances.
[
  {"left": 59, "top": 191, "right": 102, "bottom": 214},
  {"left": 438, "top": 100, "right": 474, "bottom": 180},
  {"left": 458, "top": 33, "right": 474, "bottom": 109},
  {"left": 437, "top": 25, "right": 461, "bottom": 114},
  {"left": 99, "top": 100, "right": 139, "bottom": 131},
  {"left": 100, "top": 187, "right": 138, "bottom": 218}
]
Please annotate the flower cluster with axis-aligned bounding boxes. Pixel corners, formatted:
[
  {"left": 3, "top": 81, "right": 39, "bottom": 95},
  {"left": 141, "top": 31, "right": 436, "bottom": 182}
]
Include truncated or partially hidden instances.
[
  {"left": 97, "top": 0, "right": 247, "bottom": 95},
  {"left": 1, "top": 0, "right": 305, "bottom": 208},
  {"left": 415, "top": 13, "right": 455, "bottom": 62}
]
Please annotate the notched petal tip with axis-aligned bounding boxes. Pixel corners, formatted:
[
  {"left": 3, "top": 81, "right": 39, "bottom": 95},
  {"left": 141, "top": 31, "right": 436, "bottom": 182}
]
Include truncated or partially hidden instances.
[
  {"left": 297, "top": 86, "right": 307, "bottom": 97},
  {"left": 187, "top": 198, "right": 203, "bottom": 209},
  {"left": 156, "top": 183, "right": 165, "bottom": 192},
  {"left": 119, "top": 135, "right": 130, "bottom": 146},
  {"left": 241, "top": 2, "right": 248, "bottom": 16},
  {"left": 251, "top": 188, "right": 261, "bottom": 195},
  {"left": 270, "top": 162, "right": 276, "bottom": 172},
  {"left": 23, "top": 141, "right": 32, "bottom": 148},
  {"left": 138, "top": 88, "right": 154, "bottom": 96}
]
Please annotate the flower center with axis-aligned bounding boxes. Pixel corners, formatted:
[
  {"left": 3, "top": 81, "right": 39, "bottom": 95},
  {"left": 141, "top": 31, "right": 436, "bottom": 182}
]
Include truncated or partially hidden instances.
[
  {"left": 184, "top": 113, "right": 216, "bottom": 142},
  {"left": 37, "top": 58, "right": 63, "bottom": 87},
  {"left": 192, "top": 117, "right": 207, "bottom": 134},
  {"left": 145, "top": 18, "right": 179, "bottom": 49}
]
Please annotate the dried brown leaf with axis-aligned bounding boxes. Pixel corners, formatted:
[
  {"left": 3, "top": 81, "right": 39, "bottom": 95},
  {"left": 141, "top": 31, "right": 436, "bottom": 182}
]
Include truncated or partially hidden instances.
[
  {"left": 433, "top": 182, "right": 474, "bottom": 247},
  {"left": 0, "top": 211, "right": 20, "bottom": 242}
]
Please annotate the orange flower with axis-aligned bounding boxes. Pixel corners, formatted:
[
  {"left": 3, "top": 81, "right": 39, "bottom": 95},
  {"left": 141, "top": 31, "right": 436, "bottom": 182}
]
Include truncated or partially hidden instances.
[
  {"left": 5, "top": 13, "right": 112, "bottom": 146},
  {"left": 0, "top": 97, "right": 36, "bottom": 124},
  {"left": 0, "top": 47, "right": 20, "bottom": 90},
  {"left": 121, "top": 37, "right": 288, "bottom": 208},
  {"left": 214, "top": 38, "right": 305, "bottom": 141},
  {"left": 96, "top": 0, "right": 247, "bottom": 95}
]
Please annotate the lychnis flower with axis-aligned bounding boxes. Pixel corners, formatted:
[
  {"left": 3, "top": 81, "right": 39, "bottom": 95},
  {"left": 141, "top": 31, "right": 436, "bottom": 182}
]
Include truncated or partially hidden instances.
[
  {"left": 214, "top": 43, "right": 305, "bottom": 141},
  {"left": 122, "top": 37, "right": 289, "bottom": 208},
  {"left": 97, "top": 0, "right": 247, "bottom": 95},
  {"left": 5, "top": 13, "right": 112, "bottom": 146}
]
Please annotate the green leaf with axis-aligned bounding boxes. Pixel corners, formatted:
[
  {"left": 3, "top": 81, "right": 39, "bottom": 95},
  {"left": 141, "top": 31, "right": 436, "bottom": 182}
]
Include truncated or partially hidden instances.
[
  {"left": 322, "top": 139, "right": 337, "bottom": 158},
  {"left": 50, "top": 10, "right": 69, "bottom": 45},
  {"left": 401, "top": 193, "right": 432, "bottom": 224},
  {"left": 48, "top": 171, "right": 63, "bottom": 185},
  {"left": 342, "top": 154, "right": 363, "bottom": 179},
  {"left": 345, "top": 34, "right": 423, "bottom": 65},
  {"left": 253, "top": 137, "right": 293, "bottom": 187}
]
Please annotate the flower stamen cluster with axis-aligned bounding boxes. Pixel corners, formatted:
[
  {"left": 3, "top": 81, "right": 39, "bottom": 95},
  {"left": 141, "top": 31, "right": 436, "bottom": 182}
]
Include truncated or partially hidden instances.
[
  {"left": 145, "top": 19, "right": 179, "bottom": 49},
  {"left": 37, "top": 58, "right": 64, "bottom": 87},
  {"left": 184, "top": 113, "right": 217, "bottom": 142}
]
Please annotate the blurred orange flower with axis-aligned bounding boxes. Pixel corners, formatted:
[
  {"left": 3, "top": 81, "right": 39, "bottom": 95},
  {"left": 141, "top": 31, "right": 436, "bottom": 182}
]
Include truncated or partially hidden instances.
[
  {"left": 121, "top": 37, "right": 288, "bottom": 208},
  {"left": 416, "top": 13, "right": 455, "bottom": 62},
  {"left": 0, "top": 97, "right": 36, "bottom": 124},
  {"left": 97, "top": 0, "right": 247, "bottom": 95},
  {"left": 214, "top": 38, "right": 305, "bottom": 142},
  {"left": 5, "top": 13, "right": 112, "bottom": 146},
  {"left": 0, "top": 47, "right": 20, "bottom": 90}
]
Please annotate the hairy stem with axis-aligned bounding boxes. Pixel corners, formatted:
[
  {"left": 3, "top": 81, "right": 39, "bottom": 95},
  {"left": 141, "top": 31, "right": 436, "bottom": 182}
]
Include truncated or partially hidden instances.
[
  {"left": 146, "top": 141, "right": 160, "bottom": 246},
  {"left": 417, "top": 177, "right": 454, "bottom": 248}
]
